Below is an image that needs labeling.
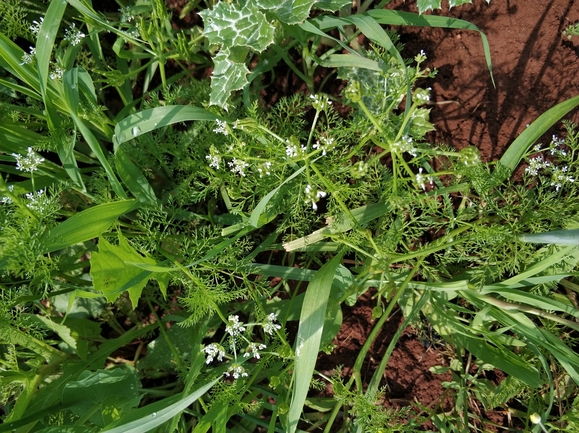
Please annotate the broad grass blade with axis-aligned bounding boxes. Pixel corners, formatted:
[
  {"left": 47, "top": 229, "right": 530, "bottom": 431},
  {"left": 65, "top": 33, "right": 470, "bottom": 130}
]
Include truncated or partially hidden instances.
[
  {"left": 115, "top": 146, "right": 159, "bottom": 205},
  {"left": 287, "top": 253, "right": 343, "bottom": 433},
  {"left": 39, "top": 200, "right": 140, "bottom": 253},
  {"left": 501, "top": 245, "right": 579, "bottom": 286},
  {"left": 36, "top": 0, "right": 66, "bottom": 98},
  {"left": 521, "top": 229, "right": 579, "bottom": 245},
  {"left": 100, "top": 378, "right": 219, "bottom": 433},
  {"left": 283, "top": 202, "right": 389, "bottom": 251},
  {"left": 114, "top": 106, "right": 222, "bottom": 148},
  {"left": 497, "top": 95, "right": 579, "bottom": 181},
  {"left": 249, "top": 165, "right": 306, "bottom": 228},
  {"left": 367, "top": 9, "right": 494, "bottom": 86}
]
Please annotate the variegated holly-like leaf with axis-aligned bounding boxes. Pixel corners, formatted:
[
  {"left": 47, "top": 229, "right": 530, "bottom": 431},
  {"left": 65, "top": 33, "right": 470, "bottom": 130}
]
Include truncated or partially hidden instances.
[
  {"left": 315, "top": 0, "right": 351, "bottom": 11},
  {"left": 209, "top": 49, "right": 250, "bottom": 110},
  {"left": 199, "top": 2, "right": 275, "bottom": 52},
  {"left": 276, "top": 0, "right": 318, "bottom": 24},
  {"left": 418, "top": 0, "right": 490, "bottom": 13},
  {"left": 417, "top": 0, "right": 442, "bottom": 13}
]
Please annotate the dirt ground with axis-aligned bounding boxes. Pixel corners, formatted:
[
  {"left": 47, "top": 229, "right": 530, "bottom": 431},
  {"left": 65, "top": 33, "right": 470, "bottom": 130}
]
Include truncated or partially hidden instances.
[
  {"left": 390, "top": 0, "right": 579, "bottom": 160},
  {"left": 163, "top": 0, "right": 579, "bottom": 429},
  {"left": 312, "top": 0, "right": 579, "bottom": 428}
]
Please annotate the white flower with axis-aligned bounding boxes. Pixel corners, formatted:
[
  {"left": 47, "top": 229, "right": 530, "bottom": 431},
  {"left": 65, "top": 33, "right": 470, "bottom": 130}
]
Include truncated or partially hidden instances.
[
  {"left": 213, "top": 120, "right": 228, "bottom": 135},
  {"left": 391, "top": 135, "right": 417, "bottom": 157},
  {"left": 224, "top": 363, "right": 248, "bottom": 379},
  {"left": 20, "top": 47, "right": 36, "bottom": 65},
  {"left": 263, "top": 313, "right": 281, "bottom": 335},
  {"left": 312, "top": 136, "right": 335, "bottom": 156},
  {"left": 30, "top": 18, "right": 44, "bottom": 36},
  {"left": 206, "top": 154, "right": 220, "bottom": 170},
  {"left": 257, "top": 161, "right": 272, "bottom": 178},
  {"left": 1, "top": 185, "right": 14, "bottom": 204},
  {"left": 525, "top": 155, "right": 549, "bottom": 176},
  {"left": 12, "top": 147, "right": 44, "bottom": 172},
  {"left": 225, "top": 315, "right": 246, "bottom": 337},
  {"left": 310, "top": 94, "right": 332, "bottom": 111},
  {"left": 529, "top": 413, "right": 542, "bottom": 425},
  {"left": 202, "top": 343, "right": 226, "bottom": 364},
  {"left": 415, "top": 168, "right": 427, "bottom": 190},
  {"left": 119, "top": 6, "right": 134, "bottom": 23},
  {"left": 25, "top": 190, "right": 46, "bottom": 212},
  {"left": 228, "top": 158, "right": 249, "bottom": 177},
  {"left": 285, "top": 142, "right": 298, "bottom": 158},
  {"left": 244, "top": 342, "right": 266, "bottom": 359},
  {"left": 64, "top": 23, "right": 85, "bottom": 46},
  {"left": 50, "top": 66, "right": 65, "bottom": 80},
  {"left": 304, "top": 185, "right": 327, "bottom": 211}
]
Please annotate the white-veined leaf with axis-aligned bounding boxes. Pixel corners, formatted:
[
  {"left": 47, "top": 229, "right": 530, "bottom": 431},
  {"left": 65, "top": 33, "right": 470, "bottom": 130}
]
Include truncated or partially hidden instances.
[{"left": 199, "top": 2, "right": 274, "bottom": 51}]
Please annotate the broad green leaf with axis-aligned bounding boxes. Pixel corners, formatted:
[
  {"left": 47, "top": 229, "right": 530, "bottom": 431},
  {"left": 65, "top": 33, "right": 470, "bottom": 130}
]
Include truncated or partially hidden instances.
[
  {"left": 521, "top": 229, "right": 579, "bottom": 245},
  {"left": 199, "top": 3, "right": 274, "bottom": 51},
  {"left": 115, "top": 146, "right": 159, "bottom": 205},
  {"left": 208, "top": 50, "right": 250, "bottom": 109},
  {"left": 497, "top": 95, "right": 579, "bottom": 182},
  {"left": 417, "top": 0, "right": 442, "bottom": 13},
  {"left": 114, "top": 105, "right": 221, "bottom": 147},
  {"left": 35, "top": 427, "right": 95, "bottom": 433},
  {"left": 90, "top": 234, "right": 170, "bottom": 307},
  {"left": 21, "top": 314, "right": 76, "bottom": 349},
  {"left": 100, "top": 378, "right": 219, "bottom": 433},
  {"left": 39, "top": 200, "right": 139, "bottom": 253},
  {"left": 2, "top": 324, "right": 66, "bottom": 364},
  {"left": 287, "top": 253, "right": 343, "bottom": 433},
  {"left": 62, "top": 366, "right": 141, "bottom": 427},
  {"left": 138, "top": 325, "right": 197, "bottom": 371}
]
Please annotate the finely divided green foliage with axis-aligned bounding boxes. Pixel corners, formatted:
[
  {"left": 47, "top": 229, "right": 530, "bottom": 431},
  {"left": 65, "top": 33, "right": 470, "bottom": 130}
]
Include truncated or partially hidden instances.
[{"left": 2, "top": 0, "right": 579, "bottom": 431}]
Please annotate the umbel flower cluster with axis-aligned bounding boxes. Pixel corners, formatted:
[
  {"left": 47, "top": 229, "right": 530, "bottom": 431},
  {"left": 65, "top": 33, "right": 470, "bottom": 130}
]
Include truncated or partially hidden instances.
[
  {"left": 204, "top": 94, "right": 335, "bottom": 210},
  {"left": 202, "top": 313, "right": 281, "bottom": 379},
  {"left": 21, "top": 17, "right": 85, "bottom": 80}
]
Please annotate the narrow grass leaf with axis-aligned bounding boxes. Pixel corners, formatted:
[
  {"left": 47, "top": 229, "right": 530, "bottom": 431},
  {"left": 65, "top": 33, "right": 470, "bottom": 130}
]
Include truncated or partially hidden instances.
[
  {"left": 100, "top": 378, "right": 219, "bottom": 433},
  {"left": 366, "top": 9, "right": 494, "bottom": 86},
  {"left": 69, "top": 111, "right": 127, "bottom": 197},
  {"left": 114, "top": 106, "right": 222, "bottom": 148},
  {"left": 501, "top": 245, "right": 579, "bottom": 286},
  {"left": 497, "top": 95, "right": 579, "bottom": 181},
  {"left": 36, "top": 0, "right": 66, "bottom": 98},
  {"left": 249, "top": 165, "right": 306, "bottom": 227},
  {"left": 115, "top": 146, "right": 159, "bottom": 205},
  {"left": 288, "top": 253, "right": 343, "bottom": 433},
  {"left": 521, "top": 229, "right": 579, "bottom": 245},
  {"left": 39, "top": 200, "right": 139, "bottom": 253},
  {"left": 0, "top": 33, "right": 42, "bottom": 92},
  {"left": 319, "top": 53, "right": 385, "bottom": 72},
  {"left": 283, "top": 202, "right": 389, "bottom": 251}
]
